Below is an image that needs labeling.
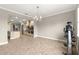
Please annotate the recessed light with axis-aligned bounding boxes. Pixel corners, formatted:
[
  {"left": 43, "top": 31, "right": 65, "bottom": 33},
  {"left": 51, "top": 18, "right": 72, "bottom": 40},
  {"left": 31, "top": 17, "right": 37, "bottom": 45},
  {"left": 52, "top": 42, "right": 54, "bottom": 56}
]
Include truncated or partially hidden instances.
[
  {"left": 15, "top": 16, "right": 18, "bottom": 19},
  {"left": 23, "top": 19, "right": 26, "bottom": 21},
  {"left": 10, "top": 19, "right": 14, "bottom": 21}
]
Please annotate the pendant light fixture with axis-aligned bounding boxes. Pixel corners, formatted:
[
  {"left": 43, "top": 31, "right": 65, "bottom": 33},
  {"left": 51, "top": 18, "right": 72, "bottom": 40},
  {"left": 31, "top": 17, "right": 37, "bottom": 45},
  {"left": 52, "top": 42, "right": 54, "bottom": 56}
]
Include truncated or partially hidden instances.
[{"left": 33, "top": 6, "right": 42, "bottom": 21}]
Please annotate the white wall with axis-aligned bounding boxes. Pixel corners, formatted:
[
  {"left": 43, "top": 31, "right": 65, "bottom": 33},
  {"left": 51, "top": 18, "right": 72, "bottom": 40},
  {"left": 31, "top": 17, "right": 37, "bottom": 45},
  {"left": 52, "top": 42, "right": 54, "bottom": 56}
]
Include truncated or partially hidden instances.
[
  {"left": 0, "top": 10, "right": 8, "bottom": 45},
  {"left": 77, "top": 7, "right": 79, "bottom": 54},
  {"left": 34, "top": 21, "right": 38, "bottom": 37},
  {"left": 36, "top": 11, "right": 76, "bottom": 41},
  {"left": 77, "top": 8, "right": 79, "bottom": 37}
]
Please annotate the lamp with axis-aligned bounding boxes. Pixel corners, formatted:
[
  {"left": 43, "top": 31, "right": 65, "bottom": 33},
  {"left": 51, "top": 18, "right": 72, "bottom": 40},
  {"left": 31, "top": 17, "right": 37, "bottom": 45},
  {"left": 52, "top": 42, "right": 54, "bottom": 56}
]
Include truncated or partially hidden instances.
[{"left": 34, "top": 6, "right": 42, "bottom": 21}]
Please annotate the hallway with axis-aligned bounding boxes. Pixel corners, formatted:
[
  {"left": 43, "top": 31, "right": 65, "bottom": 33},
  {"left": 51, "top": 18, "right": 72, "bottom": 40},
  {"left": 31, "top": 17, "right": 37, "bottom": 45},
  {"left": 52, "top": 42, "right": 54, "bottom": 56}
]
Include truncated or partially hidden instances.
[
  {"left": 0, "top": 35, "right": 66, "bottom": 55},
  {"left": 0, "top": 4, "right": 78, "bottom": 55}
]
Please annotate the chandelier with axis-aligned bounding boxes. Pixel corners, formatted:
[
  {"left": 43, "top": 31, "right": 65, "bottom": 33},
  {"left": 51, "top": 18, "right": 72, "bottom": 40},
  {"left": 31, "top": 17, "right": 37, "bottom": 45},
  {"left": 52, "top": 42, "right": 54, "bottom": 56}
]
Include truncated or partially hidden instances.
[{"left": 33, "top": 6, "right": 42, "bottom": 21}]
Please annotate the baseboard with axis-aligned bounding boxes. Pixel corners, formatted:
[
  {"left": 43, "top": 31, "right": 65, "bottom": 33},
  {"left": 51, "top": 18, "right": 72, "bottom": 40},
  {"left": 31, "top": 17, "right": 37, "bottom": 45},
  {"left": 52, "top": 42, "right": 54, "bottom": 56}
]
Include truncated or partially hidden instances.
[
  {"left": 0, "top": 41, "right": 8, "bottom": 45},
  {"left": 34, "top": 34, "right": 38, "bottom": 38},
  {"left": 37, "top": 35, "right": 65, "bottom": 42}
]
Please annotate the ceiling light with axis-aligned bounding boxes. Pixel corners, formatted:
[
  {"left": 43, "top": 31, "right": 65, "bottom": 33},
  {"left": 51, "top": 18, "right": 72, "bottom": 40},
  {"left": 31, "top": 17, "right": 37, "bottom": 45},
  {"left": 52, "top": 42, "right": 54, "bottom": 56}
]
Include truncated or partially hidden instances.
[
  {"left": 23, "top": 19, "right": 26, "bottom": 21},
  {"left": 11, "top": 16, "right": 18, "bottom": 19},
  {"left": 34, "top": 6, "right": 42, "bottom": 21},
  {"left": 10, "top": 19, "right": 14, "bottom": 21},
  {"left": 15, "top": 16, "right": 18, "bottom": 19}
]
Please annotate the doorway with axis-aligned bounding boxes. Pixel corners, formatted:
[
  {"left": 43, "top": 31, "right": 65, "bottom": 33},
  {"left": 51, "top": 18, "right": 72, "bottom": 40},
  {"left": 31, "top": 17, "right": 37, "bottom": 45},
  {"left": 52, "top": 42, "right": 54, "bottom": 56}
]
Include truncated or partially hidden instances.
[{"left": 21, "top": 20, "right": 34, "bottom": 37}]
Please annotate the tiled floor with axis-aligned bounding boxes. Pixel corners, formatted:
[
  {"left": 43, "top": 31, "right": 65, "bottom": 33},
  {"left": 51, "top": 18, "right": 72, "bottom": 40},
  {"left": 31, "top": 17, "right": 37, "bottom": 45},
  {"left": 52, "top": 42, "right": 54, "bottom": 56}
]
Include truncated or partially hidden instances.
[{"left": 0, "top": 35, "right": 66, "bottom": 55}]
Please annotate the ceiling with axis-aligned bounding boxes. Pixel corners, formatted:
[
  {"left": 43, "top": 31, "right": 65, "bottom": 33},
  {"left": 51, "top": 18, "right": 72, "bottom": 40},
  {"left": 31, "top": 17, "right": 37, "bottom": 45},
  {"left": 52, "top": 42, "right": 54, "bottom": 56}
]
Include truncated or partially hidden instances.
[
  {"left": 0, "top": 4, "right": 77, "bottom": 22},
  {"left": 0, "top": 4, "right": 77, "bottom": 20}
]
